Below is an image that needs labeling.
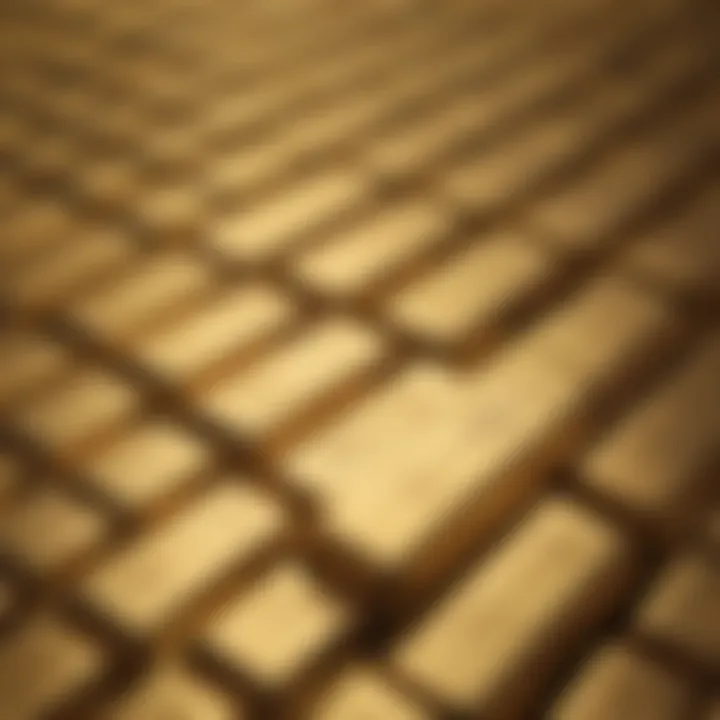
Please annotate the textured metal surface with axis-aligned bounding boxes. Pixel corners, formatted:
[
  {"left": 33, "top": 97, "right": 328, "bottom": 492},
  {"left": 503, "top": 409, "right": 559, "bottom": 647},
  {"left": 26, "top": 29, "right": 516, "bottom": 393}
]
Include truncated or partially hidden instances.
[{"left": 0, "top": 0, "right": 719, "bottom": 717}]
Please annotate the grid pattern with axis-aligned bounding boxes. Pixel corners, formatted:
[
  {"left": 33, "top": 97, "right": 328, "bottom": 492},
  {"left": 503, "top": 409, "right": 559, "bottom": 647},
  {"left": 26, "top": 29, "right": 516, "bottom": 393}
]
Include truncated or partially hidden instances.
[{"left": 0, "top": 0, "right": 719, "bottom": 717}]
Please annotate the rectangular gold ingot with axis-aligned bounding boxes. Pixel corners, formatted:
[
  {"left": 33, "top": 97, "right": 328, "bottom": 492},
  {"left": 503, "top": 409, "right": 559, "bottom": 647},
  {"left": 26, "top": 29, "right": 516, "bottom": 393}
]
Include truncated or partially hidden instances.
[
  {"left": 525, "top": 122, "right": 704, "bottom": 254},
  {"left": 583, "top": 335, "right": 720, "bottom": 526},
  {"left": 202, "top": 318, "right": 384, "bottom": 440},
  {"left": 82, "top": 421, "right": 211, "bottom": 511},
  {"left": 550, "top": 642, "right": 695, "bottom": 720},
  {"left": 0, "top": 487, "right": 106, "bottom": 572},
  {"left": 82, "top": 482, "right": 284, "bottom": 636},
  {"left": 443, "top": 113, "right": 588, "bottom": 212},
  {"left": 635, "top": 553, "right": 720, "bottom": 671},
  {"left": 201, "top": 561, "right": 351, "bottom": 688},
  {"left": 0, "top": 617, "right": 105, "bottom": 720},
  {"left": 0, "top": 332, "right": 70, "bottom": 409},
  {"left": 311, "top": 665, "right": 429, "bottom": 720},
  {"left": 6, "top": 229, "right": 135, "bottom": 309},
  {"left": 294, "top": 200, "right": 449, "bottom": 298},
  {"left": 622, "top": 180, "right": 720, "bottom": 293},
  {"left": 14, "top": 367, "right": 140, "bottom": 454},
  {"left": 392, "top": 498, "right": 634, "bottom": 715},
  {"left": 69, "top": 254, "right": 214, "bottom": 341},
  {"left": 212, "top": 170, "right": 369, "bottom": 262},
  {"left": 106, "top": 665, "right": 239, "bottom": 720},
  {"left": 136, "top": 285, "right": 294, "bottom": 383},
  {"left": 387, "top": 231, "right": 553, "bottom": 345}
]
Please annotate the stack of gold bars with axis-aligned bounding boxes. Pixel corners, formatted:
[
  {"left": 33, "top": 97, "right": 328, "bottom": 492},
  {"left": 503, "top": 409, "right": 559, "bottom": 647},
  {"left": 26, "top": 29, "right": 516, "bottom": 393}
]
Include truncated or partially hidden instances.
[{"left": 0, "top": 0, "right": 718, "bottom": 717}]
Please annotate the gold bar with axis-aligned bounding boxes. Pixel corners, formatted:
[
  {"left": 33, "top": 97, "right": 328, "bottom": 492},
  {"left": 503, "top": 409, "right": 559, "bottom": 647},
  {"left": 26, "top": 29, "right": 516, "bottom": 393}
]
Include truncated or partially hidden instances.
[
  {"left": 81, "top": 421, "right": 211, "bottom": 512},
  {"left": 201, "top": 561, "right": 351, "bottom": 689},
  {"left": 0, "top": 486, "right": 106, "bottom": 573},
  {"left": 82, "top": 482, "right": 284, "bottom": 637},
  {"left": 0, "top": 616, "right": 105, "bottom": 720},
  {"left": 68, "top": 253, "right": 214, "bottom": 342},
  {"left": 583, "top": 335, "right": 720, "bottom": 528},
  {"left": 212, "top": 170, "right": 369, "bottom": 262},
  {"left": 14, "top": 367, "right": 141, "bottom": 455},
  {"left": 0, "top": 332, "right": 71, "bottom": 409},
  {"left": 202, "top": 318, "right": 384, "bottom": 441},
  {"left": 107, "top": 664, "right": 238, "bottom": 720},
  {"left": 392, "top": 498, "right": 634, "bottom": 715},
  {"left": 135, "top": 285, "right": 295, "bottom": 383},
  {"left": 442, "top": 111, "right": 589, "bottom": 212},
  {"left": 387, "top": 230, "right": 553, "bottom": 345},
  {"left": 525, "top": 120, "right": 706, "bottom": 254},
  {"left": 311, "top": 665, "right": 429, "bottom": 720},
  {"left": 550, "top": 642, "right": 695, "bottom": 720},
  {"left": 622, "top": 180, "right": 720, "bottom": 294},
  {"left": 294, "top": 200, "right": 449, "bottom": 298},
  {"left": 635, "top": 553, "right": 720, "bottom": 671},
  {"left": 5, "top": 228, "right": 136, "bottom": 310}
]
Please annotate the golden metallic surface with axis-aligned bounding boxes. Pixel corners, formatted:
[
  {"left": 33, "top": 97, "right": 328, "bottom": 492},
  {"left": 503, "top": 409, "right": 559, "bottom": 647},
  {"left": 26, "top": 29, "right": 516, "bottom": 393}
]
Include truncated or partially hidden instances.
[
  {"left": 81, "top": 482, "right": 284, "bottom": 638},
  {"left": 549, "top": 642, "right": 696, "bottom": 720},
  {"left": 67, "top": 253, "right": 215, "bottom": 343},
  {"left": 201, "top": 561, "right": 352, "bottom": 690},
  {"left": 103, "top": 664, "right": 239, "bottom": 720},
  {"left": 583, "top": 336, "right": 720, "bottom": 529},
  {"left": 311, "top": 665, "right": 430, "bottom": 720},
  {"left": 81, "top": 420, "right": 211, "bottom": 511},
  {"left": 201, "top": 318, "right": 385, "bottom": 443},
  {"left": 635, "top": 553, "right": 720, "bottom": 671},
  {"left": 386, "top": 229, "right": 554, "bottom": 346},
  {"left": 0, "top": 616, "right": 106, "bottom": 720},
  {"left": 0, "top": 0, "right": 718, "bottom": 717},
  {"left": 294, "top": 200, "right": 449, "bottom": 299},
  {"left": 392, "top": 498, "right": 634, "bottom": 715},
  {"left": 134, "top": 286, "right": 296, "bottom": 384}
]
